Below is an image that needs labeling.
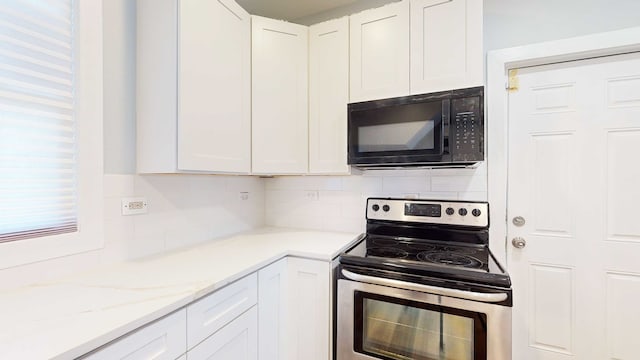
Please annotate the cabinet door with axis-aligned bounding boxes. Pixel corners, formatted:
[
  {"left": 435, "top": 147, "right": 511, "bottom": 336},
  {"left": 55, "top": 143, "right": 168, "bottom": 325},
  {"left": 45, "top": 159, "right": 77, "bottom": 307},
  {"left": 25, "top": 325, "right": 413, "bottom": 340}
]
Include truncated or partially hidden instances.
[
  {"left": 84, "top": 309, "right": 186, "bottom": 360},
  {"left": 187, "top": 306, "right": 258, "bottom": 360},
  {"left": 187, "top": 273, "right": 257, "bottom": 349},
  {"left": 286, "top": 258, "right": 331, "bottom": 360},
  {"left": 177, "top": 0, "right": 251, "bottom": 173},
  {"left": 258, "top": 258, "right": 288, "bottom": 360},
  {"left": 410, "top": 0, "right": 483, "bottom": 94},
  {"left": 349, "top": 1, "right": 410, "bottom": 102},
  {"left": 251, "top": 16, "right": 309, "bottom": 175},
  {"left": 309, "top": 18, "right": 350, "bottom": 175}
]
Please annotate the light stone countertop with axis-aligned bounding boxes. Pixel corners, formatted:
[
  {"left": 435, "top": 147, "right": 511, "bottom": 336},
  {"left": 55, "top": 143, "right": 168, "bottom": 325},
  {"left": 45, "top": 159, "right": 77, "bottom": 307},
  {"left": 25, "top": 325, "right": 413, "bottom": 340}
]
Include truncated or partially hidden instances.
[{"left": 0, "top": 227, "right": 362, "bottom": 360}]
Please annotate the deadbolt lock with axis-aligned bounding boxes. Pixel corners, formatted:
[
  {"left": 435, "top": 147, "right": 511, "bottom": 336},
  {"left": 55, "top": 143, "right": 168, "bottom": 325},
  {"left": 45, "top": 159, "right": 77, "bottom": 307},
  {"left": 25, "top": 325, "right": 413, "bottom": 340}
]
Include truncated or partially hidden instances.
[{"left": 512, "top": 216, "right": 526, "bottom": 227}]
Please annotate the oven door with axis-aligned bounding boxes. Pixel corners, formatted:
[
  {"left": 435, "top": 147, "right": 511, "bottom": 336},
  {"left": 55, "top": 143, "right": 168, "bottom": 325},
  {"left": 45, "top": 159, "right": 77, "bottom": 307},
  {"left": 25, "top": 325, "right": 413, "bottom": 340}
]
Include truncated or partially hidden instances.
[{"left": 336, "top": 278, "right": 511, "bottom": 360}]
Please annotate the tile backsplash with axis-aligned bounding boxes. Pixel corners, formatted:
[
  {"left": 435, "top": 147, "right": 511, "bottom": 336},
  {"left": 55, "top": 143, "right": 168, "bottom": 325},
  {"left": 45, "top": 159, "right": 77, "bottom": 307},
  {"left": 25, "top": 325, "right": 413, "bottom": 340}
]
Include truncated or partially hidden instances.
[
  {"left": 264, "top": 165, "right": 487, "bottom": 233},
  {"left": 1, "top": 166, "right": 485, "bottom": 290}
]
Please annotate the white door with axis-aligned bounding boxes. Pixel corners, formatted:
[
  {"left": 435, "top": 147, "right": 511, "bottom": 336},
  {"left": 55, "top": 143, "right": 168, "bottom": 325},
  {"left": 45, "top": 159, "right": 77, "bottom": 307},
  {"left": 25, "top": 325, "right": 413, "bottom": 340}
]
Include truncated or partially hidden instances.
[
  {"left": 258, "top": 258, "right": 288, "bottom": 360},
  {"left": 409, "top": 0, "right": 482, "bottom": 94},
  {"left": 286, "top": 258, "right": 331, "bottom": 360},
  {"left": 187, "top": 307, "right": 258, "bottom": 360},
  {"left": 251, "top": 16, "right": 308, "bottom": 175},
  {"left": 349, "top": 0, "right": 409, "bottom": 102},
  {"left": 507, "top": 52, "right": 640, "bottom": 360},
  {"left": 309, "top": 17, "right": 350, "bottom": 175},
  {"left": 178, "top": 0, "right": 250, "bottom": 173}
]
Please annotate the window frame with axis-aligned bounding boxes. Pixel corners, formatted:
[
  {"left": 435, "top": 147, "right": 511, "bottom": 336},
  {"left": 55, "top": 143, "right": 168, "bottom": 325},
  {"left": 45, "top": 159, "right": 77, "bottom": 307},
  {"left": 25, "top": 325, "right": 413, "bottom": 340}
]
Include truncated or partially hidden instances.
[{"left": 0, "top": 0, "right": 104, "bottom": 269}]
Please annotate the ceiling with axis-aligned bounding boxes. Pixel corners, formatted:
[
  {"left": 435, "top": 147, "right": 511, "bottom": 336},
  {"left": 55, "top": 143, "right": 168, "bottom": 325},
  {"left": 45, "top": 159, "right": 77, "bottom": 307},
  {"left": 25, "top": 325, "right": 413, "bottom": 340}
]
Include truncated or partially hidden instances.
[
  {"left": 235, "top": 0, "right": 361, "bottom": 22},
  {"left": 236, "top": 0, "right": 398, "bottom": 25}
]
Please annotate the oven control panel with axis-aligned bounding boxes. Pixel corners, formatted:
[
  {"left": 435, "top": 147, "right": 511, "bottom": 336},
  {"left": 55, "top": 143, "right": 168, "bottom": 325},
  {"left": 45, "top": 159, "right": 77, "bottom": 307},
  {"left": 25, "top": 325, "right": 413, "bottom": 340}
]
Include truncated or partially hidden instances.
[{"left": 366, "top": 198, "right": 489, "bottom": 227}]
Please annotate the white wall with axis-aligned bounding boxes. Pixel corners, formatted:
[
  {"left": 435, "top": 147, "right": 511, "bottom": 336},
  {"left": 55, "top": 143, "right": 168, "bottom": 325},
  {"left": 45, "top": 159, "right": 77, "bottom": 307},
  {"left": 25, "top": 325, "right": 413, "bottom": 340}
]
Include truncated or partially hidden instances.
[
  {"left": 104, "top": 0, "right": 136, "bottom": 174},
  {"left": 484, "top": 0, "right": 640, "bottom": 51}
]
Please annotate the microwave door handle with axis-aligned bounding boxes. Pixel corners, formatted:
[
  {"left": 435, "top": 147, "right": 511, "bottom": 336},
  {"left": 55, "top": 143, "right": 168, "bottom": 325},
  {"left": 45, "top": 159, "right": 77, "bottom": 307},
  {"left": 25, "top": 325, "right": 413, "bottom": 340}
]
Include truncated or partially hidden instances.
[
  {"left": 342, "top": 269, "right": 508, "bottom": 303},
  {"left": 441, "top": 99, "right": 449, "bottom": 154}
]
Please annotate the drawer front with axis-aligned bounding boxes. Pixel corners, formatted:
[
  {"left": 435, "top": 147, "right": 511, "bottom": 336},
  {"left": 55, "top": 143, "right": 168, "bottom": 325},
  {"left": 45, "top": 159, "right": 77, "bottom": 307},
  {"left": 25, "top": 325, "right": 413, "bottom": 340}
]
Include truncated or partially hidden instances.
[
  {"left": 186, "top": 306, "right": 257, "bottom": 360},
  {"left": 187, "top": 273, "right": 257, "bottom": 349},
  {"left": 83, "top": 309, "right": 187, "bottom": 360}
]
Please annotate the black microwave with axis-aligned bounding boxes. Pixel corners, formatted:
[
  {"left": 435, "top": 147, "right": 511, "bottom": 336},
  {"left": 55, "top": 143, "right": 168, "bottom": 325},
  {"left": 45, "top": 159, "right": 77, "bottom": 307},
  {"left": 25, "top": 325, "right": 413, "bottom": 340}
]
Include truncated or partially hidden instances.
[{"left": 347, "top": 86, "right": 484, "bottom": 168}]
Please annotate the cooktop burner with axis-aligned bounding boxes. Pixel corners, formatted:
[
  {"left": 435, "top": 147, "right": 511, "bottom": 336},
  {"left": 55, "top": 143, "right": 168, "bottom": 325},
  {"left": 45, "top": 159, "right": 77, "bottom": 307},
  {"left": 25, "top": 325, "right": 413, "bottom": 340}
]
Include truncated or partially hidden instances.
[
  {"left": 417, "top": 251, "right": 483, "bottom": 268},
  {"left": 364, "top": 236, "right": 489, "bottom": 270}
]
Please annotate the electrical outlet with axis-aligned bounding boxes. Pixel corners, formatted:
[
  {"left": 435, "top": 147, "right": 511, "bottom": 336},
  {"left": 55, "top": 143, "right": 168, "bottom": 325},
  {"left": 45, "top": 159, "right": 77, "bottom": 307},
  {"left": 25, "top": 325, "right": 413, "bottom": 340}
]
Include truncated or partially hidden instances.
[
  {"left": 305, "top": 190, "right": 319, "bottom": 201},
  {"left": 239, "top": 192, "right": 249, "bottom": 201},
  {"left": 121, "top": 197, "right": 148, "bottom": 215}
]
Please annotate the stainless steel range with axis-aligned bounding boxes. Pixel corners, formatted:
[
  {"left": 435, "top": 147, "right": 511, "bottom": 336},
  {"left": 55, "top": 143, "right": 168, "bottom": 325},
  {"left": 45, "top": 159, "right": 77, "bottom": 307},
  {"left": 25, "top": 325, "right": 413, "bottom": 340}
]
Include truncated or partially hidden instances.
[{"left": 336, "top": 198, "right": 512, "bottom": 360}]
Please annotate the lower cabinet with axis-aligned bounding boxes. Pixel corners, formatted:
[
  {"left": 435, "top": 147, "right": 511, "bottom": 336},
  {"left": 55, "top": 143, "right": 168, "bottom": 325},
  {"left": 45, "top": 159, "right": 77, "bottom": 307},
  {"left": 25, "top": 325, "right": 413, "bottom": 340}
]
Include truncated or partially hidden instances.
[
  {"left": 187, "top": 306, "right": 258, "bottom": 360},
  {"left": 82, "top": 257, "right": 332, "bottom": 360},
  {"left": 257, "top": 258, "right": 288, "bottom": 360},
  {"left": 82, "top": 309, "right": 187, "bottom": 360},
  {"left": 286, "top": 257, "right": 331, "bottom": 360}
]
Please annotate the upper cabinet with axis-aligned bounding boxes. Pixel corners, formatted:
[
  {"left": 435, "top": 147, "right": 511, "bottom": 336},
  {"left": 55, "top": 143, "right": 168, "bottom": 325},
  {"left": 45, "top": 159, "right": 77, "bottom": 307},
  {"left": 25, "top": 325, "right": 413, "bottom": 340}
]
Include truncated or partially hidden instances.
[
  {"left": 410, "top": 0, "right": 483, "bottom": 94},
  {"left": 137, "top": 0, "right": 251, "bottom": 174},
  {"left": 309, "top": 18, "right": 350, "bottom": 175},
  {"left": 251, "top": 16, "right": 309, "bottom": 175},
  {"left": 349, "top": 1, "right": 410, "bottom": 103},
  {"left": 137, "top": 1, "right": 484, "bottom": 175}
]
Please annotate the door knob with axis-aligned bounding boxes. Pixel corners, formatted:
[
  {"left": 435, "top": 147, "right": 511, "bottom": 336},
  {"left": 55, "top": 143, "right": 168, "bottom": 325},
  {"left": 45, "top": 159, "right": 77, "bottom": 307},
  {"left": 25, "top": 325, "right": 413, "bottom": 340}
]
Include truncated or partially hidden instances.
[
  {"left": 512, "top": 216, "right": 526, "bottom": 227},
  {"left": 512, "top": 237, "right": 526, "bottom": 249}
]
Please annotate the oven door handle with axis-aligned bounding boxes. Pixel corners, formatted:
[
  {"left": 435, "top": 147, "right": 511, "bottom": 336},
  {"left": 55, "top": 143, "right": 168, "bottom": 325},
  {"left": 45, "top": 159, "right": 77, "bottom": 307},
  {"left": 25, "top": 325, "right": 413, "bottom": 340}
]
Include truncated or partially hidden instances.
[{"left": 342, "top": 269, "right": 508, "bottom": 303}]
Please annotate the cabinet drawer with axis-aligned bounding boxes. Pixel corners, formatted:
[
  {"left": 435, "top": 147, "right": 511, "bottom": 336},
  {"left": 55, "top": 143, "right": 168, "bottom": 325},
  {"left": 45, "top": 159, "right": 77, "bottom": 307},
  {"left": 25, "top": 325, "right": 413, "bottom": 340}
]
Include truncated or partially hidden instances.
[
  {"left": 186, "top": 306, "right": 257, "bottom": 360},
  {"left": 83, "top": 309, "right": 187, "bottom": 360},
  {"left": 186, "top": 273, "right": 257, "bottom": 349}
]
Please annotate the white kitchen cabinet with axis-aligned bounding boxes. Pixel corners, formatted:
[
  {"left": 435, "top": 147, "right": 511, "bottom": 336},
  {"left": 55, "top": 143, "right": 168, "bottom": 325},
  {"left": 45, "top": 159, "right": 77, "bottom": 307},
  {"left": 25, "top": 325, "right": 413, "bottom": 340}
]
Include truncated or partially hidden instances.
[
  {"left": 257, "top": 258, "right": 288, "bottom": 360},
  {"left": 187, "top": 306, "right": 258, "bottom": 360},
  {"left": 349, "top": 1, "right": 410, "bottom": 102},
  {"left": 251, "top": 16, "right": 309, "bottom": 175},
  {"left": 137, "top": 0, "right": 251, "bottom": 174},
  {"left": 186, "top": 273, "right": 257, "bottom": 349},
  {"left": 410, "top": 0, "right": 483, "bottom": 93},
  {"left": 83, "top": 309, "right": 187, "bottom": 360},
  {"left": 309, "top": 18, "right": 350, "bottom": 175},
  {"left": 286, "top": 258, "right": 331, "bottom": 360}
]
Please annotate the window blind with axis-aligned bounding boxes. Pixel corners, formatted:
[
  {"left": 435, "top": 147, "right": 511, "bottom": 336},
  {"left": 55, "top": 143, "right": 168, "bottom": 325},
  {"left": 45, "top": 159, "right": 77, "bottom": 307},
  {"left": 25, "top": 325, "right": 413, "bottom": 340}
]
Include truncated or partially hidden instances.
[{"left": 0, "top": 0, "right": 77, "bottom": 243}]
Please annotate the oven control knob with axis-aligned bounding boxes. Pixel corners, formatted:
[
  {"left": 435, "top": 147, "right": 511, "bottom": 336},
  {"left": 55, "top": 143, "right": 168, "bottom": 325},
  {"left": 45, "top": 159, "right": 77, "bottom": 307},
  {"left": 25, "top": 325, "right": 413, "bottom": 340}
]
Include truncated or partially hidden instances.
[
  {"left": 382, "top": 205, "right": 390, "bottom": 212},
  {"left": 458, "top": 208, "right": 468, "bottom": 216},
  {"left": 372, "top": 204, "right": 380, "bottom": 212},
  {"left": 472, "top": 209, "right": 482, "bottom": 217},
  {"left": 445, "top": 207, "right": 455, "bottom": 215}
]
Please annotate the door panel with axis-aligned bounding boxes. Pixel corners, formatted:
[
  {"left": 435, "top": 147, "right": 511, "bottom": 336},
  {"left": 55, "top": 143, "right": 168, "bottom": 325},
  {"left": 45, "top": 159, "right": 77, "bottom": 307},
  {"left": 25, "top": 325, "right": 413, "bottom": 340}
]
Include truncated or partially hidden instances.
[
  {"left": 507, "top": 52, "right": 640, "bottom": 360},
  {"left": 178, "top": 0, "right": 250, "bottom": 173},
  {"left": 349, "top": 1, "right": 409, "bottom": 102},
  {"left": 251, "top": 16, "right": 308, "bottom": 174},
  {"left": 528, "top": 264, "right": 573, "bottom": 354}
]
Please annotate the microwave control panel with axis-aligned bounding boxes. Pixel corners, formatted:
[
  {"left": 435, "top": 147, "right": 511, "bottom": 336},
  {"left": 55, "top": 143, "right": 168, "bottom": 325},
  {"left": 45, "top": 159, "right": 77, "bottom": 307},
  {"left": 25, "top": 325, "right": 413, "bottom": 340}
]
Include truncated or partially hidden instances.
[{"left": 451, "top": 97, "right": 483, "bottom": 162}]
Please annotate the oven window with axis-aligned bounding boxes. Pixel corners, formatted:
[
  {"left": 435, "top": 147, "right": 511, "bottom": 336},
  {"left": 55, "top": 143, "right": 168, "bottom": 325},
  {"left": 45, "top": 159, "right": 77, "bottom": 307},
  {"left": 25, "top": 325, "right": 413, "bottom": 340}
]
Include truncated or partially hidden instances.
[
  {"left": 349, "top": 100, "right": 443, "bottom": 155},
  {"left": 358, "top": 120, "right": 435, "bottom": 152},
  {"left": 354, "top": 292, "right": 487, "bottom": 360}
]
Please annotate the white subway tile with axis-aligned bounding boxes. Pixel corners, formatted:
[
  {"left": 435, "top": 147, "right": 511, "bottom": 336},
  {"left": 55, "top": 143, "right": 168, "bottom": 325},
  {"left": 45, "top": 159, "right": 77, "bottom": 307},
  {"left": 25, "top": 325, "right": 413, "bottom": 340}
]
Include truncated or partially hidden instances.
[
  {"left": 342, "top": 176, "right": 383, "bottom": 193},
  {"left": 103, "top": 174, "right": 135, "bottom": 197},
  {"left": 382, "top": 176, "right": 430, "bottom": 194},
  {"left": 418, "top": 192, "right": 459, "bottom": 200},
  {"left": 458, "top": 192, "right": 488, "bottom": 201},
  {"left": 431, "top": 174, "right": 487, "bottom": 192}
]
